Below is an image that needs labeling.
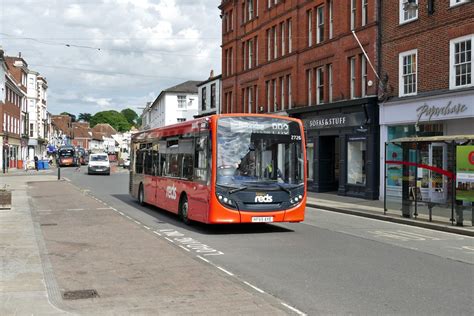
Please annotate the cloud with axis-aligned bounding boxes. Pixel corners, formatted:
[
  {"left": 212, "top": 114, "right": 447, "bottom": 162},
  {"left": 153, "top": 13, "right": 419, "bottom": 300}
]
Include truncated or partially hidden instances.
[{"left": 0, "top": 0, "right": 221, "bottom": 115}]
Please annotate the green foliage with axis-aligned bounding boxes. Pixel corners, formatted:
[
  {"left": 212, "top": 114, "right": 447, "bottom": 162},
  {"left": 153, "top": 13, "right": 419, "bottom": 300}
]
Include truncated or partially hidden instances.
[
  {"left": 78, "top": 113, "right": 92, "bottom": 122},
  {"left": 90, "top": 110, "right": 131, "bottom": 132},
  {"left": 120, "top": 108, "right": 139, "bottom": 126},
  {"left": 60, "top": 112, "right": 76, "bottom": 122}
]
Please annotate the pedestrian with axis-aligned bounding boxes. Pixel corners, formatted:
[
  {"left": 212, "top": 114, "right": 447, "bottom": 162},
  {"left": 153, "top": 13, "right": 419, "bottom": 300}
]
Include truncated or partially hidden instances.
[{"left": 34, "top": 156, "right": 39, "bottom": 171}]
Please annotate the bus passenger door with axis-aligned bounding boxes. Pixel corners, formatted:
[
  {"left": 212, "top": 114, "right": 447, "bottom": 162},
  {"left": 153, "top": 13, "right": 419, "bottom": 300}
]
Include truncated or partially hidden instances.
[{"left": 188, "top": 134, "right": 210, "bottom": 222}]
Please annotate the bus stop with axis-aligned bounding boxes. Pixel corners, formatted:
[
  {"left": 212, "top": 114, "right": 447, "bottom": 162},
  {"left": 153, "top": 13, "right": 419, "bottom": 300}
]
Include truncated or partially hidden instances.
[{"left": 384, "top": 135, "right": 474, "bottom": 226}]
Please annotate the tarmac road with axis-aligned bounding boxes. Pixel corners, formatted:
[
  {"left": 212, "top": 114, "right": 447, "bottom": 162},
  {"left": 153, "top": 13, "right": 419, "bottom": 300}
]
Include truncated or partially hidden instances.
[{"left": 61, "top": 168, "right": 474, "bottom": 315}]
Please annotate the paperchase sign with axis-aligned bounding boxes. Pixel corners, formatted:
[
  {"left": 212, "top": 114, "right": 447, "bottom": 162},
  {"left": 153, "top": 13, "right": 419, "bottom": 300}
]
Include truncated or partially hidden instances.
[
  {"left": 416, "top": 101, "right": 467, "bottom": 123},
  {"left": 304, "top": 112, "right": 365, "bottom": 130}
]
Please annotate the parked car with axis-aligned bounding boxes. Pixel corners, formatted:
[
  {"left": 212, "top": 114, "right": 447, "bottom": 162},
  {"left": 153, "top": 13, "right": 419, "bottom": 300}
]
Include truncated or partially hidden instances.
[
  {"left": 123, "top": 158, "right": 130, "bottom": 169},
  {"left": 88, "top": 153, "right": 110, "bottom": 175}
]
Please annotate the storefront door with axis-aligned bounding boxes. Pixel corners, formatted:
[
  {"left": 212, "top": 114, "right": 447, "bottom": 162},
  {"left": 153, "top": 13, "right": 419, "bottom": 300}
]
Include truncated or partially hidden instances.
[{"left": 319, "top": 136, "right": 339, "bottom": 192}]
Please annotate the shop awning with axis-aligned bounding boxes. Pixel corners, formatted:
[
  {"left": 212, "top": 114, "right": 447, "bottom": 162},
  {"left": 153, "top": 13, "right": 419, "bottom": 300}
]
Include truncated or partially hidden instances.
[{"left": 388, "top": 135, "right": 474, "bottom": 143}]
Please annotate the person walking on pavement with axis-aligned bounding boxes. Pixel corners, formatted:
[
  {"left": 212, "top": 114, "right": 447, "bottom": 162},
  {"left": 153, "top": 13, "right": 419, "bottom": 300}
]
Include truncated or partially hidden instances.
[{"left": 34, "top": 156, "right": 39, "bottom": 171}]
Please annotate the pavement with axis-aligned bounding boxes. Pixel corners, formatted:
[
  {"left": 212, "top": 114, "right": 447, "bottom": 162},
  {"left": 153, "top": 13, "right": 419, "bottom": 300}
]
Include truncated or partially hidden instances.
[
  {"left": 0, "top": 173, "right": 289, "bottom": 315},
  {"left": 306, "top": 192, "right": 474, "bottom": 237},
  {"left": 1, "top": 171, "right": 473, "bottom": 315}
]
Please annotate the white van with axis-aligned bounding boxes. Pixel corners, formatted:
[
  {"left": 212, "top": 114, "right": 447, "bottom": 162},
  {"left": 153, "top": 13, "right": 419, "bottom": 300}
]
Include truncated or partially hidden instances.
[{"left": 88, "top": 153, "right": 110, "bottom": 175}]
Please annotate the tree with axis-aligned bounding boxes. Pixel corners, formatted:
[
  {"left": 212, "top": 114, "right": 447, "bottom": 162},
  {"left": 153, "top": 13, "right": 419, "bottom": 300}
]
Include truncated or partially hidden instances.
[
  {"left": 90, "top": 110, "right": 131, "bottom": 132},
  {"left": 60, "top": 112, "right": 76, "bottom": 122},
  {"left": 78, "top": 113, "right": 92, "bottom": 122},
  {"left": 120, "top": 108, "right": 139, "bottom": 126}
]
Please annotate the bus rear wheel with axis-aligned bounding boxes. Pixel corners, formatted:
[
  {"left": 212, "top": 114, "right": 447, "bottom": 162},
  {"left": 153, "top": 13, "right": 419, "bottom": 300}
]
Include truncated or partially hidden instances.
[
  {"left": 138, "top": 184, "right": 145, "bottom": 206},
  {"left": 179, "top": 195, "right": 190, "bottom": 224}
]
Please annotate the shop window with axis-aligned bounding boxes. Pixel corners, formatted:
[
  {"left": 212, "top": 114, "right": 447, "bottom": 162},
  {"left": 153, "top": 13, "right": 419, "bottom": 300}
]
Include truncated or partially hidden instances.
[{"left": 347, "top": 140, "right": 366, "bottom": 185}]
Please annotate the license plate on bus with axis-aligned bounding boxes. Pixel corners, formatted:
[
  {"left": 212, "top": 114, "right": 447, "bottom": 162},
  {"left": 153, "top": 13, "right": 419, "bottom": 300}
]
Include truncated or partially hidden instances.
[{"left": 252, "top": 216, "right": 273, "bottom": 223}]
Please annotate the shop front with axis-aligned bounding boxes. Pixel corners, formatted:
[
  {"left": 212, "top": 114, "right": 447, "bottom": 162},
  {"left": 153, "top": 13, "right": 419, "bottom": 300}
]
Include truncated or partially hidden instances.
[
  {"left": 380, "top": 89, "right": 474, "bottom": 200},
  {"left": 289, "top": 97, "right": 379, "bottom": 200}
]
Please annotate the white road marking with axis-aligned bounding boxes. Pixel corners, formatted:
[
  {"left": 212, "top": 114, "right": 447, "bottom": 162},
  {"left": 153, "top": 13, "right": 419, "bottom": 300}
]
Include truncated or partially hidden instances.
[
  {"left": 368, "top": 230, "right": 459, "bottom": 241},
  {"left": 216, "top": 266, "right": 234, "bottom": 276},
  {"left": 281, "top": 302, "right": 306, "bottom": 316},
  {"left": 66, "top": 208, "right": 84, "bottom": 211},
  {"left": 134, "top": 220, "right": 141, "bottom": 225},
  {"left": 153, "top": 231, "right": 162, "bottom": 236},
  {"left": 143, "top": 226, "right": 151, "bottom": 230},
  {"left": 196, "top": 255, "right": 210, "bottom": 263},
  {"left": 164, "top": 237, "right": 174, "bottom": 243},
  {"left": 125, "top": 216, "right": 132, "bottom": 220},
  {"left": 118, "top": 212, "right": 124, "bottom": 216},
  {"left": 96, "top": 207, "right": 112, "bottom": 210},
  {"left": 63, "top": 177, "right": 71, "bottom": 182},
  {"left": 179, "top": 245, "right": 191, "bottom": 252},
  {"left": 243, "top": 281, "right": 265, "bottom": 294}
]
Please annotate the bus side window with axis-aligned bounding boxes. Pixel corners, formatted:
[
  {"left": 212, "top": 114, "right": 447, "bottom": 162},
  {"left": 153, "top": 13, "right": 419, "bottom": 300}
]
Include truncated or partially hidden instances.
[{"left": 194, "top": 135, "right": 208, "bottom": 182}]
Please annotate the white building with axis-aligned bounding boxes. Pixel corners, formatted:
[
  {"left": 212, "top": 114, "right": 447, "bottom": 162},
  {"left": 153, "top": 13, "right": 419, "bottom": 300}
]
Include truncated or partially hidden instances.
[
  {"left": 26, "top": 70, "right": 48, "bottom": 158},
  {"left": 196, "top": 73, "right": 221, "bottom": 118},
  {"left": 141, "top": 80, "right": 201, "bottom": 130}
]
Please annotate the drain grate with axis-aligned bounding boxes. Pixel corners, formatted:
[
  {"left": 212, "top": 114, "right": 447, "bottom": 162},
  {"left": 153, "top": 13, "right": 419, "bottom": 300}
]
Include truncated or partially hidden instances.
[
  {"left": 63, "top": 289, "right": 99, "bottom": 300},
  {"left": 40, "top": 223, "right": 57, "bottom": 226}
]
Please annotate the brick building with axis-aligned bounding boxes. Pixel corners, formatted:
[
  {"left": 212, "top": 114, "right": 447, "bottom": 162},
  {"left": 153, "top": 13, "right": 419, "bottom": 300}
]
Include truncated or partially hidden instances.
[
  {"left": 1, "top": 53, "right": 28, "bottom": 171},
  {"left": 220, "top": 0, "right": 380, "bottom": 199},
  {"left": 379, "top": 0, "right": 474, "bottom": 199}
]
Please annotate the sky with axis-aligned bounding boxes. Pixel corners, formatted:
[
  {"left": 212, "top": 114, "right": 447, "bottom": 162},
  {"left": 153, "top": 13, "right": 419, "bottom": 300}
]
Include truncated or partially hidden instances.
[{"left": 0, "top": 0, "right": 222, "bottom": 116}]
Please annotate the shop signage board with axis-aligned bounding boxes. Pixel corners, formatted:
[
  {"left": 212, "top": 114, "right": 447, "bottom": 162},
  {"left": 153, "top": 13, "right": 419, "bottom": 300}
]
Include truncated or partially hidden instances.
[
  {"left": 456, "top": 145, "right": 474, "bottom": 202},
  {"left": 304, "top": 112, "right": 365, "bottom": 130}
]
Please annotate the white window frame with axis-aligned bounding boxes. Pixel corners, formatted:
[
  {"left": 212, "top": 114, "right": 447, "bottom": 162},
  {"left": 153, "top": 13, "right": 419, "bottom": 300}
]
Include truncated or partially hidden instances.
[
  {"left": 351, "top": 0, "right": 356, "bottom": 30},
  {"left": 398, "top": 49, "right": 418, "bottom": 97},
  {"left": 450, "top": 34, "right": 473, "bottom": 90},
  {"left": 273, "top": 26, "right": 277, "bottom": 59},
  {"left": 288, "top": 19, "right": 293, "bottom": 53},
  {"left": 248, "top": 86, "right": 253, "bottom": 113},
  {"left": 255, "top": 37, "right": 259, "bottom": 66},
  {"left": 361, "top": 55, "right": 368, "bottom": 97},
  {"left": 328, "top": 64, "right": 333, "bottom": 102},
  {"left": 450, "top": 0, "right": 470, "bottom": 7},
  {"left": 316, "top": 67, "right": 324, "bottom": 104},
  {"left": 178, "top": 95, "right": 187, "bottom": 109},
  {"left": 266, "top": 81, "right": 271, "bottom": 110},
  {"left": 248, "top": 39, "right": 253, "bottom": 69},
  {"left": 281, "top": 22, "right": 286, "bottom": 56},
  {"left": 308, "top": 10, "right": 313, "bottom": 47},
  {"left": 362, "top": 0, "right": 368, "bottom": 26},
  {"left": 280, "top": 76, "right": 285, "bottom": 110},
  {"left": 317, "top": 6, "right": 324, "bottom": 44},
  {"left": 399, "top": 0, "right": 418, "bottom": 25},
  {"left": 248, "top": 0, "right": 254, "bottom": 20},
  {"left": 267, "top": 29, "right": 271, "bottom": 61},
  {"left": 329, "top": 0, "right": 333, "bottom": 39},
  {"left": 287, "top": 75, "right": 292, "bottom": 109},
  {"left": 307, "top": 69, "right": 313, "bottom": 106},
  {"left": 350, "top": 57, "right": 356, "bottom": 99},
  {"left": 272, "top": 79, "right": 277, "bottom": 111}
]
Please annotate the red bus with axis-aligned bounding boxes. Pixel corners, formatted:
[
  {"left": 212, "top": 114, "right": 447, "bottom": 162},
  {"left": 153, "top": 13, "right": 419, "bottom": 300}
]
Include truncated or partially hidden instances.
[{"left": 129, "top": 114, "right": 306, "bottom": 224}]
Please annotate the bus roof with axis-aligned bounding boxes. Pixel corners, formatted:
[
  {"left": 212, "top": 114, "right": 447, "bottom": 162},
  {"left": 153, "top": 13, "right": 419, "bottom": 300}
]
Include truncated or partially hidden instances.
[{"left": 132, "top": 114, "right": 302, "bottom": 142}]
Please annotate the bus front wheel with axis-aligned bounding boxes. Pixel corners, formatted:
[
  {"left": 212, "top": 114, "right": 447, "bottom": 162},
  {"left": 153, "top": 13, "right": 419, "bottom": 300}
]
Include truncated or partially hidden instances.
[
  {"left": 179, "top": 194, "right": 190, "bottom": 224},
  {"left": 138, "top": 184, "right": 145, "bottom": 206}
]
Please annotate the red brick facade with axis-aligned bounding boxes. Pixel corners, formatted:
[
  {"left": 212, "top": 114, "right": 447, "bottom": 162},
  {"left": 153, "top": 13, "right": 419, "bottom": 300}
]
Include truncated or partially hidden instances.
[
  {"left": 220, "top": 0, "right": 379, "bottom": 114},
  {"left": 381, "top": 1, "right": 474, "bottom": 98}
]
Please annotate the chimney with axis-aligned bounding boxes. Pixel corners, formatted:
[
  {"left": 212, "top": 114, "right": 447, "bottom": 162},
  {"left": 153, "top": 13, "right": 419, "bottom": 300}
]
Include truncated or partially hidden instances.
[
  {"left": 209, "top": 69, "right": 214, "bottom": 79},
  {"left": 0, "top": 46, "right": 4, "bottom": 60},
  {"left": 18, "top": 52, "right": 22, "bottom": 58}
]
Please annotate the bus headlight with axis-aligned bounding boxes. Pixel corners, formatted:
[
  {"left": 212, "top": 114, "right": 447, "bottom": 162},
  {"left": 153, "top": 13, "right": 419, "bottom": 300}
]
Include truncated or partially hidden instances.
[{"left": 217, "top": 194, "right": 235, "bottom": 208}]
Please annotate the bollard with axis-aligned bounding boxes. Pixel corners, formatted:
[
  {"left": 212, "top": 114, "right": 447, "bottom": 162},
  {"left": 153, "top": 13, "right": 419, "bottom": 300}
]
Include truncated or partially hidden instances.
[{"left": 58, "top": 167, "right": 61, "bottom": 180}]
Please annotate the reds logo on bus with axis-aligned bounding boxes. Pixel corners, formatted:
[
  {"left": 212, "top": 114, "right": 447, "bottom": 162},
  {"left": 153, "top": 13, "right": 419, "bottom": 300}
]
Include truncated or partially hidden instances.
[
  {"left": 255, "top": 193, "right": 273, "bottom": 203},
  {"left": 166, "top": 185, "right": 177, "bottom": 200}
]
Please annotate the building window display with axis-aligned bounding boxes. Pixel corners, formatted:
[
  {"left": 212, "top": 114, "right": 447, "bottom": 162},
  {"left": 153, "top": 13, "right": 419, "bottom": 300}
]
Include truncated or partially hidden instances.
[
  {"left": 450, "top": 35, "right": 472, "bottom": 89},
  {"left": 347, "top": 139, "right": 366, "bottom": 185}
]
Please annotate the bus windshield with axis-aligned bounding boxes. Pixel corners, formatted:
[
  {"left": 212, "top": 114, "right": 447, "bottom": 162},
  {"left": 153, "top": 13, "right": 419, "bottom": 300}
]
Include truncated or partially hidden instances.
[
  {"left": 59, "top": 148, "right": 74, "bottom": 157},
  {"left": 217, "top": 117, "right": 304, "bottom": 187}
]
